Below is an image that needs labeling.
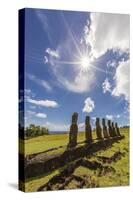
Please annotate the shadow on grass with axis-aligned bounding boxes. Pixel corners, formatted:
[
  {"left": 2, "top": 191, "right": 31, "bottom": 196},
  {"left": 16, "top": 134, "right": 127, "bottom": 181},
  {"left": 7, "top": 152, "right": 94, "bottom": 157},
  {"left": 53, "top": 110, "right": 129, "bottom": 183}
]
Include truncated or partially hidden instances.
[{"left": 23, "top": 136, "right": 124, "bottom": 181}]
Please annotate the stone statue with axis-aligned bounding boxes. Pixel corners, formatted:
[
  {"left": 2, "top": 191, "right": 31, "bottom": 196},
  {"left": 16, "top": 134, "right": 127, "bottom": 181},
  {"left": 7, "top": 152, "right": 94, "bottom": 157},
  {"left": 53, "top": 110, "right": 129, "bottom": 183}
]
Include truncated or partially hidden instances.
[
  {"left": 112, "top": 122, "right": 117, "bottom": 137},
  {"left": 115, "top": 122, "right": 121, "bottom": 136},
  {"left": 107, "top": 120, "right": 114, "bottom": 137},
  {"left": 85, "top": 116, "right": 92, "bottom": 143},
  {"left": 96, "top": 118, "right": 102, "bottom": 139},
  {"left": 68, "top": 112, "right": 78, "bottom": 148},
  {"left": 102, "top": 118, "right": 109, "bottom": 138}
]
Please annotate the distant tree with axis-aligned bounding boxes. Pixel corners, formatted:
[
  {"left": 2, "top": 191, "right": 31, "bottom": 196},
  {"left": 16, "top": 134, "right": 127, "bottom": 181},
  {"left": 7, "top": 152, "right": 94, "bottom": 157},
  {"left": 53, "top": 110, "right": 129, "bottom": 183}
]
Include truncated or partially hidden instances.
[{"left": 25, "top": 124, "right": 49, "bottom": 139}]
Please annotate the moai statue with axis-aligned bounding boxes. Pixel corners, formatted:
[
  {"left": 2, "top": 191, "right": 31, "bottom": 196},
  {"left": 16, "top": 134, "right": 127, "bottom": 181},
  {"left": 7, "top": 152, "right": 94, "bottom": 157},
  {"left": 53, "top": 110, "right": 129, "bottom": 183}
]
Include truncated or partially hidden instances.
[
  {"left": 102, "top": 118, "right": 109, "bottom": 138},
  {"left": 112, "top": 122, "right": 117, "bottom": 137},
  {"left": 107, "top": 120, "right": 113, "bottom": 137},
  {"left": 115, "top": 122, "right": 121, "bottom": 136},
  {"left": 68, "top": 112, "right": 78, "bottom": 148},
  {"left": 96, "top": 118, "right": 102, "bottom": 140},
  {"left": 85, "top": 116, "right": 92, "bottom": 143}
]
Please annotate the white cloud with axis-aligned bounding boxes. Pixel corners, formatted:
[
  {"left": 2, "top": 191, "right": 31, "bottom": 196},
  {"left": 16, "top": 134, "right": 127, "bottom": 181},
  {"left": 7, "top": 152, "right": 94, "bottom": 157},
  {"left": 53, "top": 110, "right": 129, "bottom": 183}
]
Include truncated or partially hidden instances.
[
  {"left": 44, "top": 56, "right": 48, "bottom": 64},
  {"left": 102, "top": 78, "right": 112, "bottom": 93},
  {"left": 107, "top": 60, "right": 117, "bottom": 69},
  {"left": 35, "top": 113, "right": 47, "bottom": 119},
  {"left": 106, "top": 115, "right": 113, "bottom": 120},
  {"left": 44, "top": 121, "right": 69, "bottom": 131},
  {"left": 112, "top": 59, "right": 129, "bottom": 101},
  {"left": 26, "top": 110, "right": 36, "bottom": 116},
  {"left": 27, "top": 97, "right": 59, "bottom": 108},
  {"left": 84, "top": 13, "right": 129, "bottom": 58},
  {"left": 116, "top": 114, "right": 120, "bottom": 118},
  {"left": 47, "top": 41, "right": 96, "bottom": 93},
  {"left": 25, "top": 89, "right": 31, "bottom": 94},
  {"left": 46, "top": 48, "right": 60, "bottom": 58},
  {"left": 40, "top": 80, "right": 52, "bottom": 91},
  {"left": 25, "top": 111, "right": 47, "bottom": 121},
  {"left": 27, "top": 74, "right": 52, "bottom": 91},
  {"left": 60, "top": 71, "right": 95, "bottom": 93},
  {"left": 78, "top": 122, "right": 85, "bottom": 129},
  {"left": 82, "top": 97, "right": 95, "bottom": 113},
  {"left": 105, "top": 114, "right": 121, "bottom": 120}
]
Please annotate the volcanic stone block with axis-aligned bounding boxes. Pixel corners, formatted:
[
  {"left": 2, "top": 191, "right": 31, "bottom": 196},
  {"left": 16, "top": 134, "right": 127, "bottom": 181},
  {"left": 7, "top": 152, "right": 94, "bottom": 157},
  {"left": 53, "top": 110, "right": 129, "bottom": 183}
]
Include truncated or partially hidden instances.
[
  {"left": 96, "top": 118, "right": 102, "bottom": 139},
  {"left": 115, "top": 122, "right": 121, "bottom": 136},
  {"left": 68, "top": 112, "right": 78, "bottom": 148},
  {"left": 102, "top": 118, "right": 109, "bottom": 138},
  {"left": 107, "top": 120, "right": 114, "bottom": 137},
  {"left": 85, "top": 116, "right": 92, "bottom": 143},
  {"left": 112, "top": 122, "right": 117, "bottom": 137}
]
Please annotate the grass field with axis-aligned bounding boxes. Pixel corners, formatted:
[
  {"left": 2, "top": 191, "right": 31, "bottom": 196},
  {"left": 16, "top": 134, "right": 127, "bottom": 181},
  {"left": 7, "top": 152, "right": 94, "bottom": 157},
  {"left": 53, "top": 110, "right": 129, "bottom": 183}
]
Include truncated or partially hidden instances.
[
  {"left": 20, "top": 128, "right": 129, "bottom": 192},
  {"left": 19, "top": 131, "right": 99, "bottom": 155}
]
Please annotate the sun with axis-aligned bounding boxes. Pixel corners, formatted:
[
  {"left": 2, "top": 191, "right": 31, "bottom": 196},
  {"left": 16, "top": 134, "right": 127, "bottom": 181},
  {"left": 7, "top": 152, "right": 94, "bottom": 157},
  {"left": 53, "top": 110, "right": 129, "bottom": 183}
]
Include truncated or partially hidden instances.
[{"left": 80, "top": 56, "right": 90, "bottom": 71}]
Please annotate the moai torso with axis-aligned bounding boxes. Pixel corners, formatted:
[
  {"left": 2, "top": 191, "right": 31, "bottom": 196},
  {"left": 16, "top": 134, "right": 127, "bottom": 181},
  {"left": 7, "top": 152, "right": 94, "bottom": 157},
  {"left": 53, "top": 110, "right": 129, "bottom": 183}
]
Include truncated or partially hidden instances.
[
  {"left": 102, "top": 118, "right": 109, "bottom": 138},
  {"left": 107, "top": 120, "right": 113, "bottom": 137},
  {"left": 85, "top": 116, "right": 92, "bottom": 143},
  {"left": 96, "top": 118, "right": 102, "bottom": 139},
  {"left": 112, "top": 122, "right": 117, "bottom": 137},
  {"left": 68, "top": 112, "right": 78, "bottom": 148},
  {"left": 115, "top": 122, "right": 121, "bottom": 136}
]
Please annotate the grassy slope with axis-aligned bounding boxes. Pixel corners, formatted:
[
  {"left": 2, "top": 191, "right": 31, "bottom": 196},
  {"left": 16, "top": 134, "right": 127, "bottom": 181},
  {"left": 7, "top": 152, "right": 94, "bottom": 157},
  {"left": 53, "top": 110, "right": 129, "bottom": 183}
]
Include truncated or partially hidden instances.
[
  {"left": 24, "top": 128, "right": 129, "bottom": 192},
  {"left": 20, "top": 131, "right": 89, "bottom": 155}
]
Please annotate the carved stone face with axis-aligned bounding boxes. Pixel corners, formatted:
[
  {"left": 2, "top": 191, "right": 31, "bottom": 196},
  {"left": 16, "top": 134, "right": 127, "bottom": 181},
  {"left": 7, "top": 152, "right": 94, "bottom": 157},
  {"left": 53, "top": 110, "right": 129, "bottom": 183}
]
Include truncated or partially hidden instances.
[
  {"left": 115, "top": 122, "right": 118, "bottom": 127},
  {"left": 72, "top": 112, "right": 78, "bottom": 124},
  {"left": 102, "top": 118, "right": 105, "bottom": 126},
  {"left": 85, "top": 116, "right": 90, "bottom": 124},
  {"left": 96, "top": 118, "right": 100, "bottom": 126},
  {"left": 108, "top": 120, "right": 111, "bottom": 126}
]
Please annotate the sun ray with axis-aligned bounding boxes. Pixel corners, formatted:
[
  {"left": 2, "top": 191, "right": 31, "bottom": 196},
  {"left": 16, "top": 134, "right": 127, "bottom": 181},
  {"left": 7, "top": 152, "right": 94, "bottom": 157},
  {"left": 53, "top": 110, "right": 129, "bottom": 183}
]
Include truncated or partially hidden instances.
[{"left": 61, "top": 12, "right": 83, "bottom": 58}]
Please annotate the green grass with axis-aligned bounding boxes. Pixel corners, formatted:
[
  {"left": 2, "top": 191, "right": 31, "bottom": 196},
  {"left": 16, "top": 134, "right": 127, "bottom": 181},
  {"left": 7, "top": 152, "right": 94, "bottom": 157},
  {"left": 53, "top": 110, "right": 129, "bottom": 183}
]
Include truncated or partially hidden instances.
[
  {"left": 22, "top": 127, "right": 129, "bottom": 192},
  {"left": 19, "top": 131, "right": 93, "bottom": 155},
  {"left": 24, "top": 170, "right": 59, "bottom": 192}
]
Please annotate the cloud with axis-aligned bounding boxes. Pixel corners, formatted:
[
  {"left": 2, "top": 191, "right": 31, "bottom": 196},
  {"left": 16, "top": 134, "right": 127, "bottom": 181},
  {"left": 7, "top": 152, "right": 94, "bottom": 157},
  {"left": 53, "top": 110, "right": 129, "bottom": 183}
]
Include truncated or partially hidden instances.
[
  {"left": 25, "top": 89, "right": 31, "bottom": 94},
  {"left": 44, "top": 121, "right": 69, "bottom": 131},
  {"left": 26, "top": 110, "right": 36, "bottom": 115},
  {"left": 59, "top": 71, "right": 95, "bottom": 93},
  {"left": 46, "top": 43, "right": 96, "bottom": 93},
  {"left": 43, "top": 13, "right": 129, "bottom": 95},
  {"left": 116, "top": 114, "right": 120, "bottom": 118},
  {"left": 84, "top": 13, "right": 129, "bottom": 58},
  {"left": 27, "top": 74, "right": 52, "bottom": 91},
  {"left": 106, "top": 115, "right": 113, "bottom": 120},
  {"left": 35, "top": 113, "right": 47, "bottom": 119},
  {"left": 25, "top": 110, "right": 47, "bottom": 120},
  {"left": 105, "top": 114, "right": 121, "bottom": 120},
  {"left": 102, "top": 78, "right": 112, "bottom": 93},
  {"left": 82, "top": 97, "right": 95, "bottom": 113},
  {"left": 27, "top": 97, "right": 59, "bottom": 108},
  {"left": 44, "top": 56, "right": 48, "bottom": 64},
  {"left": 78, "top": 122, "right": 85, "bottom": 129},
  {"left": 46, "top": 48, "right": 60, "bottom": 58},
  {"left": 112, "top": 59, "right": 129, "bottom": 101},
  {"left": 107, "top": 60, "right": 117, "bottom": 69}
]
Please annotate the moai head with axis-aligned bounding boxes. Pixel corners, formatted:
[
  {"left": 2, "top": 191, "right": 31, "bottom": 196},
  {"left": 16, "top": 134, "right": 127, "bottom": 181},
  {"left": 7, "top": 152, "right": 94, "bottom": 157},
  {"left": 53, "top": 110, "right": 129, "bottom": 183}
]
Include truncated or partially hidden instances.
[
  {"left": 96, "top": 118, "right": 100, "bottom": 126},
  {"left": 102, "top": 118, "right": 106, "bottom": 126},
  {"left": 107, "top": 120, "right": 111, "bottom": 127},
  {"left": 85, "top": 116, "right": 90, "bottom": 125},
  {"left": 112, "top": 122, "right": 114, "bottom": 127},
  {"left": 115, "top": 122, "right": 118, "bottom": 128},
  {"left": 72, "top": 112, "right": 78, "bottom": 124}
]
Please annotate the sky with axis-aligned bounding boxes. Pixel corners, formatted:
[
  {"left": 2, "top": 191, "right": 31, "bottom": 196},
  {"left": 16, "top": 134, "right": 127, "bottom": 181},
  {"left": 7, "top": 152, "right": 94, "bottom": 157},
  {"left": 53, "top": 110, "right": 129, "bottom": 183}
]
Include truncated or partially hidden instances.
[{"left": 20, "top": 8, "right": 130, "bottom": 131}]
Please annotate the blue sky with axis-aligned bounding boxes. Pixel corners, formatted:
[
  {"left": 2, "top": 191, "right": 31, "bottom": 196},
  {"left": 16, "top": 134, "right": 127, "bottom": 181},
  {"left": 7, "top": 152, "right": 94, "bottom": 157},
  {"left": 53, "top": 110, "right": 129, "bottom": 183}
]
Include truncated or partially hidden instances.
[{"left": 22, "top": 8, "right": 130, "bottom": 131}]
